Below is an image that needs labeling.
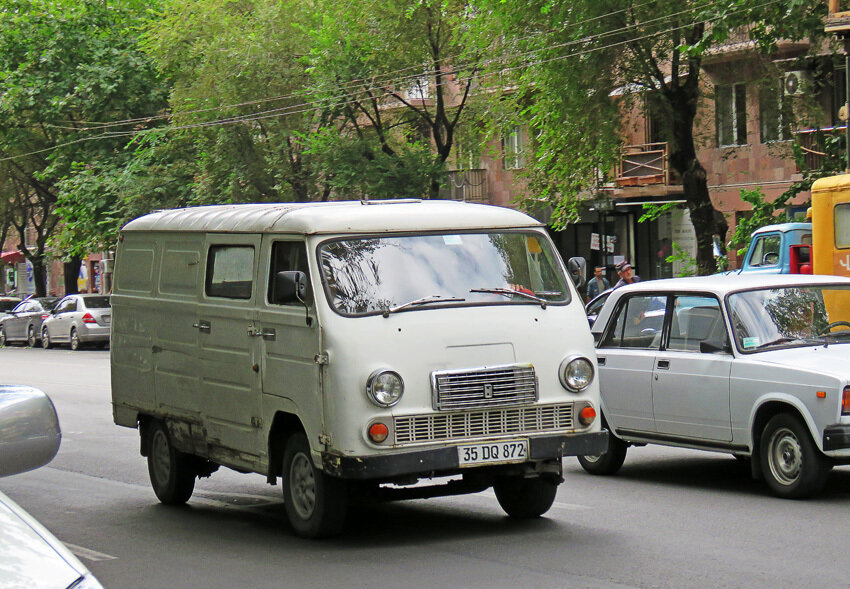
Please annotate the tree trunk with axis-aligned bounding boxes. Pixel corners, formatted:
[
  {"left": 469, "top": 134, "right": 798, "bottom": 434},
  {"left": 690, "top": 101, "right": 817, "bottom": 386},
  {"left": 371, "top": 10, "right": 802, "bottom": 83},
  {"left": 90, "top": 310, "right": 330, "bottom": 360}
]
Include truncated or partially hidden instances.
[
  {"left": 64, "top": 257, "right": 81, "bottom": 295},
  {"left": 31, "top": 257, "right": 47, "bottom": 297}
]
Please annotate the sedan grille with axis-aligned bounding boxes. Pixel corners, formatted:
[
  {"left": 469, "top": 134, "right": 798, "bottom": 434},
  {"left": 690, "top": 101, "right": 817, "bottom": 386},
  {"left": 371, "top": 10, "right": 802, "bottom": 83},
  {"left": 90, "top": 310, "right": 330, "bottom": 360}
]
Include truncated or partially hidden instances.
[
  {"left": 393, "top": 403, "right": 574, "bottom": 445},
  {"left": 431, "top": 364, "right": 538, "bottom": 411}
]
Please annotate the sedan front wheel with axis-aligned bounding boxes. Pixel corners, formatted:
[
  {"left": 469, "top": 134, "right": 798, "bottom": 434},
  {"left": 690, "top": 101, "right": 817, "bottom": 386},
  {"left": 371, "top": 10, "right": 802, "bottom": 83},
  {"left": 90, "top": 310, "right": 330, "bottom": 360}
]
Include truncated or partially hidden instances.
[{"left": 760, "top": 413, "right": 830, "bottom": 499}]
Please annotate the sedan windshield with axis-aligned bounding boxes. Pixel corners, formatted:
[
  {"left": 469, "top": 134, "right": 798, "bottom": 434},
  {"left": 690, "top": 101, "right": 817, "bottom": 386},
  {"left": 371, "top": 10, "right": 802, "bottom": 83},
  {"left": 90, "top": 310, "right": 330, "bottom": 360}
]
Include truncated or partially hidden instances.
[
  {"left": 319, "top": 231, "right": 570, "bottom": 316},
  {"left": 727, "top": 285, "right": 850, "bottom": 352}
]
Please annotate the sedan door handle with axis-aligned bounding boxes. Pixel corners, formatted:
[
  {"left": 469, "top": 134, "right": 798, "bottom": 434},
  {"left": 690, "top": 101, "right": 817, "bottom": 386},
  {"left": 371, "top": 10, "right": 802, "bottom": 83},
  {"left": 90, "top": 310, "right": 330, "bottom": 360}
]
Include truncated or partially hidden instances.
[{"left": 656, "top": 359, "right": 670, "bottom": 370}]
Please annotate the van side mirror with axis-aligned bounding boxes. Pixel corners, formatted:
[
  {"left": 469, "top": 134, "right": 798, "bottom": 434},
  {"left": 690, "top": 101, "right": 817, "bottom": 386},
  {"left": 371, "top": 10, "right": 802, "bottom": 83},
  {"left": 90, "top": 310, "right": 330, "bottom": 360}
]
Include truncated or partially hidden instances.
[
  {"left": 273, "top": 271, "right": 308, "bottom": 304},
  {"left": 567, "top": 257, "right": 587, "bottom": 289},
  {"left": 0, "top": 386, "right": 61, "bottom": 477}
]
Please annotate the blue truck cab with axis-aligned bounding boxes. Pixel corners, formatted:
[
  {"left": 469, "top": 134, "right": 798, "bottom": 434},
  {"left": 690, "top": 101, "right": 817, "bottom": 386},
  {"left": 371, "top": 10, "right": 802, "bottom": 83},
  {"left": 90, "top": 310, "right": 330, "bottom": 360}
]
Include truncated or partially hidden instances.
[{"left": 738, "top": 222, "right": 813, "bottom": 275}]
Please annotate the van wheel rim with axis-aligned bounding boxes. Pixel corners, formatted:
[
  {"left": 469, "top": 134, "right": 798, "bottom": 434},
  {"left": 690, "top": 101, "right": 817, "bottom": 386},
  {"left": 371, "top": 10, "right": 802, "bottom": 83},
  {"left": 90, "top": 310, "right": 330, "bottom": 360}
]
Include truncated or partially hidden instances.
[
  {"left": 767, "top": 427, "right": 801, "bottom": 486},
  {"left": 151, "top": 430, "right": 172, "bottom": 486},
  {"left": 289, "top": 452, "right": 316, "bottom": 519}
]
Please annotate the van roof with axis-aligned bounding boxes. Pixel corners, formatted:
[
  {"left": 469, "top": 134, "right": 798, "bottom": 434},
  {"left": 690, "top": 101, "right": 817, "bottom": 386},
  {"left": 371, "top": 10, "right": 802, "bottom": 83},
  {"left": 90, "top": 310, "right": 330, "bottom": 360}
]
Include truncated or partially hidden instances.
[{"left": 121, "top": 200, "right": 544, "bottom": 235}]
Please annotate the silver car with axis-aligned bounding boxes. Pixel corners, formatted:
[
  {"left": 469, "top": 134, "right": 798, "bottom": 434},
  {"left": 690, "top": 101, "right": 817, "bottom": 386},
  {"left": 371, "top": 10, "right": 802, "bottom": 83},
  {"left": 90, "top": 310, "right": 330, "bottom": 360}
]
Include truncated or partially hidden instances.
[
  {"left": 41, "top": 294, "right": 111, "bottom": 351},
  {"left": 0, "top": 385, "right": 104, "bottom": 588},
  {"left": 583, "top": 274, "right": 850, "bottom": 499},
  {"left": 0, "top": 296, "right": 58, "bottom": 347}
]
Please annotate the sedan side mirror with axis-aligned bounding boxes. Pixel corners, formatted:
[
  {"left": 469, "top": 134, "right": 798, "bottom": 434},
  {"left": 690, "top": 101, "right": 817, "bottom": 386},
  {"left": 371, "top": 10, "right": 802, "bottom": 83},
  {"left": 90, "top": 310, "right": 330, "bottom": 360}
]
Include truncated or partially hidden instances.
[
  {"left": 0, "top": 386, "right": 61, "bottom": 477},
  {"left": 567, "top": 257, "right": 587, "bottom": 290}
]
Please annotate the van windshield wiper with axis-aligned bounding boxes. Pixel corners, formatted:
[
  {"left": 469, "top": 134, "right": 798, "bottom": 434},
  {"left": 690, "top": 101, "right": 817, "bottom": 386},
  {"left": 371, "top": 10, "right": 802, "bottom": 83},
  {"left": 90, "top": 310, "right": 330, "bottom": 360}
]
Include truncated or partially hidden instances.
[
  {"left": 470, "top": 287, "right": 548, "bottom": 309},
  {"left": 381, "top": 295, "right": 466, "bottom": 317}
]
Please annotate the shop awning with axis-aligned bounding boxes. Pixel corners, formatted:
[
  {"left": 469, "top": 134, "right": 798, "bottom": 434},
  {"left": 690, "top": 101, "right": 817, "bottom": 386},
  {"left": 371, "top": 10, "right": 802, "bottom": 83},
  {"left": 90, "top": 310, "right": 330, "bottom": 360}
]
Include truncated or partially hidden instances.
[{"left": 1, "top": 250, "right": 24, "bottom": 265}]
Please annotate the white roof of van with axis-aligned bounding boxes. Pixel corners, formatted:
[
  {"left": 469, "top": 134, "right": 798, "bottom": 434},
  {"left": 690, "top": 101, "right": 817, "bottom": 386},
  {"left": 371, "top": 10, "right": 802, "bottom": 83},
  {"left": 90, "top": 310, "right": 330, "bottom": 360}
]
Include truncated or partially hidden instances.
[{"left": 120, "top": 200, "right": 543, "bottom": 234}]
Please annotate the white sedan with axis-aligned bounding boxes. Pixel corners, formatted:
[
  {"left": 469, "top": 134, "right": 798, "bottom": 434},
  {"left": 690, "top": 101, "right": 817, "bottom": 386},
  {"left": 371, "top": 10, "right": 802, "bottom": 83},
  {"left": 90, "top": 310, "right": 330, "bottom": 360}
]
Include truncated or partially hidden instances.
[{"left": 583, "top": 274, "right": 850, "bottom": 498}]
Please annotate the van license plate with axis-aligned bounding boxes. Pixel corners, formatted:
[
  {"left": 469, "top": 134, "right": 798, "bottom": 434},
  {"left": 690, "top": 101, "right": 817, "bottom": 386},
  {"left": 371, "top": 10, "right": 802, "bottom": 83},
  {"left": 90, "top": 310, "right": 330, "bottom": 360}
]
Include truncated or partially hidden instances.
[{"left": 457, "top": 439, "right": 528, "bottom": 467}]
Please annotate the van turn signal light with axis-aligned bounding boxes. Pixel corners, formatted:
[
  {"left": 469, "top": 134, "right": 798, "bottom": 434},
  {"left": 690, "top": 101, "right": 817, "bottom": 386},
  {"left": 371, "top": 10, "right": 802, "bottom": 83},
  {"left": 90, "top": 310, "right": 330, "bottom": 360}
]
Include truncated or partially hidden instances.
[
  {"left": 578, "top": 405, "right": 597, "bottom": 426},
  {"left": 369, "top": 422, "right": 389, "bottom": 443}
]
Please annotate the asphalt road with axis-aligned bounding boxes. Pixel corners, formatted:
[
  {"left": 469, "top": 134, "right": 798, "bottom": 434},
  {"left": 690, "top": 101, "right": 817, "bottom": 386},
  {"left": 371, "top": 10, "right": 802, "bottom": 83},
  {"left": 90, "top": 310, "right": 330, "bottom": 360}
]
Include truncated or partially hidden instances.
[{"left": 1, "top": 346, "right": 849, "bottom": 589}]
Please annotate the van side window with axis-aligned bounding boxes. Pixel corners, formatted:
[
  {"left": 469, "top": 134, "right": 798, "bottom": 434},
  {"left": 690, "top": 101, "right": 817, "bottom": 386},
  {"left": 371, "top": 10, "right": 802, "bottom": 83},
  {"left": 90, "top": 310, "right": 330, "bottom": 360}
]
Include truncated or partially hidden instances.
[
  {"left": 205, "top": 245, "right": 254, "bottom": 299},
  {"left": 268, "top": 241, "right": 312, "bottom": 305}
]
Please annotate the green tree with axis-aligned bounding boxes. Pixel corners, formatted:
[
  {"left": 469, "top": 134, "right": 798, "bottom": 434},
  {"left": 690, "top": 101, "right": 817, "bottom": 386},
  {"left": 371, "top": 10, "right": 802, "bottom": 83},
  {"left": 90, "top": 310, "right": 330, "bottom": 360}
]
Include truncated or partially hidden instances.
[
  {"left": 142, "top": 0, "right": 325, "bottom": 204},
  {"left": 0, "top": 0, "right": 169, "bottom": 295},
  {"left": 307, "top": 0, "right": 484, "bottom": 199},
  {"left": 471, "top": 0, "right": 828, "bottom": 274}
]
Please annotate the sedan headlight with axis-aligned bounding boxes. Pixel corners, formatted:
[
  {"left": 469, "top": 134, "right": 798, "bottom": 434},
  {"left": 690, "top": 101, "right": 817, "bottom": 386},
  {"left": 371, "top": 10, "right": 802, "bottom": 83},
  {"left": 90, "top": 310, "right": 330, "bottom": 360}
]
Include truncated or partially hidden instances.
[
  {"left": 559, "top": 356, "right": 594, "bottom": 392},
  {"left": 366, "top": 370, "right": 404, "bottom": 407}
]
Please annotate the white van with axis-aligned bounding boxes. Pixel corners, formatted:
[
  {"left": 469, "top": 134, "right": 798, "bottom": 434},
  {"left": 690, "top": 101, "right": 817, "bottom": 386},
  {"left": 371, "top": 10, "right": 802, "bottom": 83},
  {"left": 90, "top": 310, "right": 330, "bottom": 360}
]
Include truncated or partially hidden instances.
[{"left": 110, "top": 199, "right": 606, "bottom": 537}]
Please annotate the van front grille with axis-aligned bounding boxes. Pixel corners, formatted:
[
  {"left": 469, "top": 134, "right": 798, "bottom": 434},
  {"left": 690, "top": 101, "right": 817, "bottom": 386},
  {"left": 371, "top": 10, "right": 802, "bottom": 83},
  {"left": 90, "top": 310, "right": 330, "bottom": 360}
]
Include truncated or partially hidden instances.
[
  {"left": 393, "top": 403, "right": 574, "bottom": 445},
  {"left": 431, "top": 364, "right": 538, "bottom": 410}
]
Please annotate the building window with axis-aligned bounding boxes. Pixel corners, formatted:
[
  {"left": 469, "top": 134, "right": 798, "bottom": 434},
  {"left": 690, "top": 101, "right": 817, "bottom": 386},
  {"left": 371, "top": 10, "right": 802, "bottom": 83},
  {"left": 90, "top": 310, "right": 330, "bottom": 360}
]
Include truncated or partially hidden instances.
[
  {"left": 404, "top": 76, "right": 429, "bottom": 101},
  {"left": 502, "top": 126, "right": 525, "bottom": 170},
  {"left": 716, "top": 83, "right": 747, "bottom": 147},
  {"left": 759, "top": 79, "right": 791, "bottom": 143}
]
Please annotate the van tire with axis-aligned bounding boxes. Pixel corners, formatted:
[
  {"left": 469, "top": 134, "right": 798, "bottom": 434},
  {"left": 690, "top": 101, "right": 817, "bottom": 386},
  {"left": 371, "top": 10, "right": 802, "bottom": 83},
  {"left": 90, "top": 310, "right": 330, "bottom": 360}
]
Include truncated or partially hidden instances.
[
  {"left": 147, "top": 420, "right": 196, "bottom": 505},
  {"left": 493, "top": 476, "right": 558, "bottom": 518},
  {"left": 577, "top": 433, "right": 628, "bottom": 475},
  {"left": 760, "top": 413, "right": 830, "bottom": 499},
  {"left": 282, "top": 432, "right": 348, "bottom": 538}
]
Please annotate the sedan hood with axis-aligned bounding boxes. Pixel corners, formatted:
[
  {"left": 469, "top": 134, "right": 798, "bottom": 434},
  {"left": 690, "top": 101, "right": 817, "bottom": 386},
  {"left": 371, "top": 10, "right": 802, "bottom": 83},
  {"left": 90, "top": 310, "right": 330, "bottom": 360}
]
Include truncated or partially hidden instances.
[
  {"left": 0, "top": 490, "right": 86, "bottom": 589},
  {"left": 751, "top": 344, "right": 850, "bottom": 380}
]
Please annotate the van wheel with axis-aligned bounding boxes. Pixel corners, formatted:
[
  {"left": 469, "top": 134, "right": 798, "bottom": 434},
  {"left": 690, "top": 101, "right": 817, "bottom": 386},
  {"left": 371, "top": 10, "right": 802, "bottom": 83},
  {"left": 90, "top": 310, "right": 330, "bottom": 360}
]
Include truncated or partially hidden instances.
[
  {"left": 41, "top": 327, "right": 51, "bottom": 349},
  {"left": 493, "top": 476, "right": 558, "bottom": 518},
  {"left": 577, "top": 433, "right": 628, "bottom": 475},
  {"left": 147, "top": 420, "right": 196, "bottom": 504},
  {"left": 760, "top": 413, "right": 830, "bottom": 499},
  {"left": 70, "top": 328, "right": 81, "bottom": 351},
  {"left": 26, "top": 325, "right": 37, "bottom": 347},
  {"left": 282, "top": 432, "right": 348, "bottom": 538}
]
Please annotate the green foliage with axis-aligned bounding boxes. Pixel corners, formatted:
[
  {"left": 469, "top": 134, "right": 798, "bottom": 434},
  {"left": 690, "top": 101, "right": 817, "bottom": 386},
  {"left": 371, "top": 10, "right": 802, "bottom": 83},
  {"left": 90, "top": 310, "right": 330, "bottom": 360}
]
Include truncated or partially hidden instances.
[
  {"left": 667, "top": 242, "right": 697, "bottom": 277},
  {"left": 728, "top": 187, "right": 791, "bottom": 257}
]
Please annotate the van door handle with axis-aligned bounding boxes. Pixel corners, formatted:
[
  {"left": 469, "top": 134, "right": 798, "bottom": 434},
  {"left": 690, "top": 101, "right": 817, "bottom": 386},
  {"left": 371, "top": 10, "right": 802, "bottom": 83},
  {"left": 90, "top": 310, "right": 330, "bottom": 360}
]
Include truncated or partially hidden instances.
[
  {"left": 193, "top": 320, "right": 211, "bottom": 333},
  {"left": 248, "top": 327, "right": 276, "bottom": 339},
  {"left": 597, "top": 357, "right": 606, "bottom": 366},
  {"left": 656, "top": 359, "right": 670, "bottom": 370}
]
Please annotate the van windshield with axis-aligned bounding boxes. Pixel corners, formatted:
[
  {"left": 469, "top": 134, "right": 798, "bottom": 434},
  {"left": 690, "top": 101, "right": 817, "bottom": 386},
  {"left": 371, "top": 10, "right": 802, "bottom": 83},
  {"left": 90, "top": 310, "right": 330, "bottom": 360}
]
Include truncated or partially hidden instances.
[{"left": 319, "top": 231, "right": 571, "bottom": 316}]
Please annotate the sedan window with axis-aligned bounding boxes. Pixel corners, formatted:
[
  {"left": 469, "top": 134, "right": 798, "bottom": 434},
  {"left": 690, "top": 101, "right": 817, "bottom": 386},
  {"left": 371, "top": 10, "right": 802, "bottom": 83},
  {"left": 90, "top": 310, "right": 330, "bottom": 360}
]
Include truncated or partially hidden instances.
[
  {"left": 601, "top": 294, "right": 666, "bottom": 349},
  {"left": 667, "top": 296, "right": 729, "bottom": 353}
]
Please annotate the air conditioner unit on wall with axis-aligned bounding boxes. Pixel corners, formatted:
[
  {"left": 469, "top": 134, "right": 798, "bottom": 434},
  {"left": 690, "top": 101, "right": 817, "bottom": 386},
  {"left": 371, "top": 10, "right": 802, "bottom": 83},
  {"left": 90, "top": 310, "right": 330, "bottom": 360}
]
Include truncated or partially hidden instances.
[{"left": 784, "top": 71, "right": 811, "bottom": 96}]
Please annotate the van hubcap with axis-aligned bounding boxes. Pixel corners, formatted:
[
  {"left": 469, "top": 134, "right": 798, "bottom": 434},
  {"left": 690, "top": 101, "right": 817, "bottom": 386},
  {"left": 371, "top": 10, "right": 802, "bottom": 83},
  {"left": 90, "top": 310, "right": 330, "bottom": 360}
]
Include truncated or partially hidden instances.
[{"left": 289, "top": 452, "right": 316, "bottom": 519}]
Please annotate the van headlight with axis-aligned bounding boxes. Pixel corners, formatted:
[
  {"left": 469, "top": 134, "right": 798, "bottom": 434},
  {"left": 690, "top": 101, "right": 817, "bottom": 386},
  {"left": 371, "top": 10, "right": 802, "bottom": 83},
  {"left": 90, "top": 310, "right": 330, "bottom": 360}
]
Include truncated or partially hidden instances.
[
  {"left": 366, "top": 370, "right": 404, "bottom": 407},
  {"left": 559, "top": 356, "right": 594, "bottom": 392}
]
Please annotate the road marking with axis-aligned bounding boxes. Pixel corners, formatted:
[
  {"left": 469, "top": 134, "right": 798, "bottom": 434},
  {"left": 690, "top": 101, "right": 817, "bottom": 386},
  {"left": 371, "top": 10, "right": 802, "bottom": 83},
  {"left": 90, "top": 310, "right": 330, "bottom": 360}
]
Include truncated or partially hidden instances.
[{"left": 64, "top": 543, "right": 117, "bottom": 562}]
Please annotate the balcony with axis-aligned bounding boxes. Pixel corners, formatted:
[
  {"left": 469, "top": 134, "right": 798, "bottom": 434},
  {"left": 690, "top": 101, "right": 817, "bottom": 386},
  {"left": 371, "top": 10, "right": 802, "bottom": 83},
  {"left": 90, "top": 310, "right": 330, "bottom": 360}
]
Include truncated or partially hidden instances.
[
  {"left": 606, "top": 142, "right": 682, "bottom": 199},
  {"left": 794, "top": 127, "right": 846, "bottom": 172},
  {"left": 441, "top": 169, "right": 489, "bottom": 202}
]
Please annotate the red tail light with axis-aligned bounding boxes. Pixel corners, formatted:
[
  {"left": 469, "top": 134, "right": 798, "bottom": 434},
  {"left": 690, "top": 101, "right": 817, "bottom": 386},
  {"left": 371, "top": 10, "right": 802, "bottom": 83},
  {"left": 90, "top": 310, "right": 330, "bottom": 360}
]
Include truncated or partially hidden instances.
[
  {"left": 82, "top": 312, "right": 97, "bottom": 324},
  {"left": 842, "top": 387, "right": 850, "bottom": 416},
  {"left": 41, "top": 313, "right": 50, "bottom": 320}
]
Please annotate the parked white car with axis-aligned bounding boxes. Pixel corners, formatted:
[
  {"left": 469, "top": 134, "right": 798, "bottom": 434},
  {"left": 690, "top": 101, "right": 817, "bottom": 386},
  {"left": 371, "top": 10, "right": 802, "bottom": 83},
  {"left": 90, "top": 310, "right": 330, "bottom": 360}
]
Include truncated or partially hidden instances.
[
  {"left": 582, "top": 274, "right": 850, "bottom": 498},
  {"left": 0, "top": 385, "right": 103, "bottom": 588},
  {"left": 41, "top": 294, "right": 111, "bottom": 351}
]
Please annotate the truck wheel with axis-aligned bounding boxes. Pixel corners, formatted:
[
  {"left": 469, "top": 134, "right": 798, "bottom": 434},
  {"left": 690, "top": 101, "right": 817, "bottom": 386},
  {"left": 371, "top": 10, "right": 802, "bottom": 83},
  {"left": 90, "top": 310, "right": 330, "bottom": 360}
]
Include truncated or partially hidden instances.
[
  {"left": 493, "top": 476, "right": 558, "bottom": 518},
  {"left": 760, "top": 413, "right": 830, "bottom": 499},
  {"left": 577, "top": 433, "right": 627, "bottom": 475},
  {"left": 282, "top": 432, "right": 348, "bottom": 538},
  {"left": 27, "top": 325, "right": 37, "bottom": 347},
  {"left": 147, "top": 420, "right": 196, "bottom": 504}
]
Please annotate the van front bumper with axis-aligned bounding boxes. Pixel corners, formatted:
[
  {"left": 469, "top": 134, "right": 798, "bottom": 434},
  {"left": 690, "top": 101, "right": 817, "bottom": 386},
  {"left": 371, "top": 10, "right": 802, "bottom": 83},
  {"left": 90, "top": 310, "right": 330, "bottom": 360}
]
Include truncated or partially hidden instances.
[{"left": 321, "top": 431, "right": 609, "bottom": 480}]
